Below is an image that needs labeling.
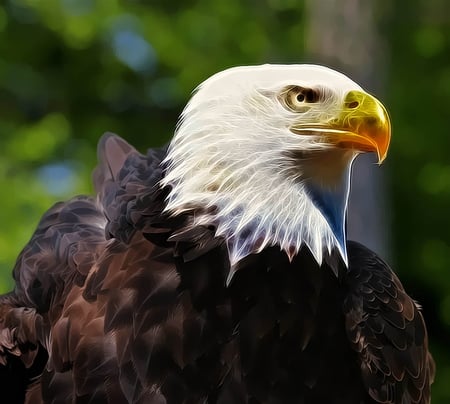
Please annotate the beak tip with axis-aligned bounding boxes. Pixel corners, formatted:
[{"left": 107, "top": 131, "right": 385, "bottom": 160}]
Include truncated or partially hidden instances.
[
  {"left": 337, "top": 91, "right": 391, "bottom": 163},
  {"left": 377, "top": 152, "right": 387, "bottom": 165},
  {"left": 376, "top": 133, "right": 390, "bottom": 165}
]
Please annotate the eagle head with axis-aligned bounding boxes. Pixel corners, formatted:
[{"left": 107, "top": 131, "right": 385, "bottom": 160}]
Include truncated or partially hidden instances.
[{"left": 162, "top": 64, "right": 391, "bottom": 274}]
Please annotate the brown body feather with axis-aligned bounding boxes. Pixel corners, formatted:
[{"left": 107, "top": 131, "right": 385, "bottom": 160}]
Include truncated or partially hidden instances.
[{"left": 0, "top": 134, "right": 434, "bottom": 403}]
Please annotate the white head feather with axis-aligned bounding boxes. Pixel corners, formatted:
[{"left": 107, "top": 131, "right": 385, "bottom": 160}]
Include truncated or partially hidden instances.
[{"left": 162, "top": 64, "right": 366, "bottom": 272}]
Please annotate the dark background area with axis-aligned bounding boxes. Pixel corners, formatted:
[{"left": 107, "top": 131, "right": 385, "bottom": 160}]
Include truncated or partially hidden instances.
[{"left": 0, "top": 0, "right": 449, "bottom": 401}]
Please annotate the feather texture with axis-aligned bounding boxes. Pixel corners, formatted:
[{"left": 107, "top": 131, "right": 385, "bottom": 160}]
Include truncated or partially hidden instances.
[{"left": 0, "top": 134, "right": 433, "bottom": 403}]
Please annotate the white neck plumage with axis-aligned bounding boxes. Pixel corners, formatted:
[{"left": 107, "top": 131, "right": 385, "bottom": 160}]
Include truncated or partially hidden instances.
[{"left": 161, "top": 94, "right": 353, "bottom": 278}]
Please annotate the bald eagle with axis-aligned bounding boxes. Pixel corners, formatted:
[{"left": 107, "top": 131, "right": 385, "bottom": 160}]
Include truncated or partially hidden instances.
[{"left": 0, "top": 65, "right": 434, "bottom": 404}]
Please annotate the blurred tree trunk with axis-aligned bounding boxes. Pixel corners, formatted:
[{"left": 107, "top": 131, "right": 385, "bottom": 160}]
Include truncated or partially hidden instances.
[{"left": 306, "top": 0, "right": 390, "bottom": 258}]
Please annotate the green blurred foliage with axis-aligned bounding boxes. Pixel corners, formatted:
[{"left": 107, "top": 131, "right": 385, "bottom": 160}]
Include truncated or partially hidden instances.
[
  {"left": 0, "top": 0, "right": 449, "bottom": 401},
  {"left": 384, "top": 2, "right": 450, "bottom": 402}
]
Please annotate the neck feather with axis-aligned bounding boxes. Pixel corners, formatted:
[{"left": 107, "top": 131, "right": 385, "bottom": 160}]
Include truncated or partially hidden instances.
[{"left": 162, "top": 104, "right": 354, "bottom": 274}]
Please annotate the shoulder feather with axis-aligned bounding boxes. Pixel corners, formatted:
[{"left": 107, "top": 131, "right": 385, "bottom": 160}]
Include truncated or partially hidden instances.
[{"left": 344, "top": 241, "right": 434, "bottom": 404}]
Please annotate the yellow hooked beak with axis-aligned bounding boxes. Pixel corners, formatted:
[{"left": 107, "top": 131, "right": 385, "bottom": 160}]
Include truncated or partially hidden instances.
[
  {"left": 329, "top": 90, "right": 391, "bottom": 163},
  {"left": 290, "top": 90, "right": 391, "bottom": 163}
]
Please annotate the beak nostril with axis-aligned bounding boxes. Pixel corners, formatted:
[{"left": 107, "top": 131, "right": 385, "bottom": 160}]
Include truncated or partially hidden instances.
[{"left": 347, "top": 101, "right": 359, "bottom": 109}]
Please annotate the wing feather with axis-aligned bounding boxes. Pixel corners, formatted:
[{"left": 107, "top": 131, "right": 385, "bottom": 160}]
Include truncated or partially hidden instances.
[
  {"left": 344, "top": 241, "right": 434, "bottom": 404},
  {"left": 0, "top": 195, "right": 106, "bottom": 403},
  {"left": 0, "top": 133, "right": 173, "bottom": 402}
]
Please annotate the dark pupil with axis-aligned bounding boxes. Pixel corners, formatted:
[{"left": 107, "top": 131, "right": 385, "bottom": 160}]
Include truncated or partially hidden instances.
[{"left": 296, "top": 93, "right": 305, "bottom": 102}]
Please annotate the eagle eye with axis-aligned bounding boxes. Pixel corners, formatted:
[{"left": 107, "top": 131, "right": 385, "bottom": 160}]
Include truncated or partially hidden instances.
[
  {"left": 280, "top": 86, "right": 320, "bottom": 112},
  {"left": 296, "top": 93, "right": 305, "bottom": 102}
]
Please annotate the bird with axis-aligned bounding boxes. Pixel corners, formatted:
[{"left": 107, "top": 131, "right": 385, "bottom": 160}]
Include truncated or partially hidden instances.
[{"left": 0, "top": 64, "right": 434, "bottom": 404}]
